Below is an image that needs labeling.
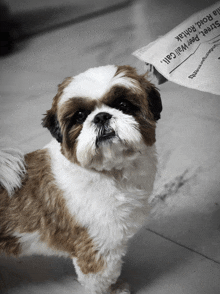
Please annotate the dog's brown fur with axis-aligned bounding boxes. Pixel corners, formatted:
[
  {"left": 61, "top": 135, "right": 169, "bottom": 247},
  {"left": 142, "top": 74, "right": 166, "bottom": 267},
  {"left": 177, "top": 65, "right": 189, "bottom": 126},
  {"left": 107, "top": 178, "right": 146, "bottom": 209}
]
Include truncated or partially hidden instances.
[{"left": 0, "top": 149, "right": 105, "bottom": 274}]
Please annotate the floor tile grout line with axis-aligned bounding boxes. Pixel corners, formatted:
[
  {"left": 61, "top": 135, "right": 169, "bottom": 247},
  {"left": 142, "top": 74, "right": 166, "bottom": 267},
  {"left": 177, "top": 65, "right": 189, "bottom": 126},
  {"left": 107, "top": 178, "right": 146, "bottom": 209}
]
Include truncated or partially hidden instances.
[{"left": 146, "top": 228, "right": 220, "bottom": 265}]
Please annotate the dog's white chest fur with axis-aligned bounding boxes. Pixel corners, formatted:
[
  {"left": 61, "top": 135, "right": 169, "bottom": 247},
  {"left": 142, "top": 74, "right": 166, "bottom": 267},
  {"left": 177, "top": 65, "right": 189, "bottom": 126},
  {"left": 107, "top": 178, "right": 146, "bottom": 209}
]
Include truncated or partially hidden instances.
[{"left": 46, "top": 139, "right": 157, "bottom": 255}]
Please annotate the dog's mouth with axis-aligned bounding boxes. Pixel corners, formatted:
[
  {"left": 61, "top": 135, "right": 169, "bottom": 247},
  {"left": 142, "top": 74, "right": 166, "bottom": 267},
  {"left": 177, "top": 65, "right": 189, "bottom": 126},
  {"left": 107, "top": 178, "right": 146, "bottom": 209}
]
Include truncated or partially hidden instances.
[{"left": 96, "top": 126, "right": 116, "bottom": 147}]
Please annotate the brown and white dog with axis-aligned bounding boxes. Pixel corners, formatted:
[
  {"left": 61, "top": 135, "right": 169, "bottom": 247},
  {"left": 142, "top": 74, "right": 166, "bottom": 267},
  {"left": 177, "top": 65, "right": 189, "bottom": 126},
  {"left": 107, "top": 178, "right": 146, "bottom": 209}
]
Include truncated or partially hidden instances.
[{"left": 0, "top": 65, "right": 162, "bottom": 294}]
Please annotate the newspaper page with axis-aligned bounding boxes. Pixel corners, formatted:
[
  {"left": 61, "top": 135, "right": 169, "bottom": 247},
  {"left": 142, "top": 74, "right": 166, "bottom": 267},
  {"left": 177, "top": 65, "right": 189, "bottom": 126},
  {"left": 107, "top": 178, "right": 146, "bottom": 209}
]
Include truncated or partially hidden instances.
[{"left": 133, "top": 2, "right": 220, "bottom": 95}]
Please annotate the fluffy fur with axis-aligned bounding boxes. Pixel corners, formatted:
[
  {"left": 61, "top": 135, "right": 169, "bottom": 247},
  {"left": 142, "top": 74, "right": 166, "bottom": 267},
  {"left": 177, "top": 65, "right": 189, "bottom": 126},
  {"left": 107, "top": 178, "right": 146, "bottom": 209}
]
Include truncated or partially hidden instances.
[
  {"left": 0, "top": 65, "right": 162, "bottom": 294},
  {"left": 0, "top": 148, "right": 26, "bottom": 196}
]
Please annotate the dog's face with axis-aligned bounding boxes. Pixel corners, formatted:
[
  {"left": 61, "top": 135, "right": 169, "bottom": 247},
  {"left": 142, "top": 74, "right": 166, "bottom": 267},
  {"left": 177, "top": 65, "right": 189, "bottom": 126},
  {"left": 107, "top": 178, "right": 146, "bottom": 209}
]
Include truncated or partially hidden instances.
[{"left": 42, "top": 65, "right": 162, "bottom": 171}]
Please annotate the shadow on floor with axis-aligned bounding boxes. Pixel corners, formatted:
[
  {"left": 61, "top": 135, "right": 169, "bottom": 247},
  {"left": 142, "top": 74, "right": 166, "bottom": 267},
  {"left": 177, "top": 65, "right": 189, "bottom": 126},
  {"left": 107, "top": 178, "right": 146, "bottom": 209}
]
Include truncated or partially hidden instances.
[
  {"left": 0, "top": 255, "right": 76, "bottom": 293},
  {"left": 0, "top": 0, "right": 132, "bottom": 56}
]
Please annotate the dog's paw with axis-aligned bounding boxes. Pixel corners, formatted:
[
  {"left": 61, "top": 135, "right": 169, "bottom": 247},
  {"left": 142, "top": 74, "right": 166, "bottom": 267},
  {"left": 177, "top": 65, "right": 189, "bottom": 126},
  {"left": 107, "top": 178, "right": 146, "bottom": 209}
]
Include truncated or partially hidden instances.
[{"left": 110, "top": 280, "right": 130, "bottom": 294}]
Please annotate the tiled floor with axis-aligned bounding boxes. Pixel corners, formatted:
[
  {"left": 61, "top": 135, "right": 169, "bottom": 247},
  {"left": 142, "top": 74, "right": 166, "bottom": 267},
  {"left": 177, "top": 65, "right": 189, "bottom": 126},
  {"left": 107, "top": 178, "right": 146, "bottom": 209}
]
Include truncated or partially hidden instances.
[{"left": 1, "top": 0, "right": 220, "bottom": 293}]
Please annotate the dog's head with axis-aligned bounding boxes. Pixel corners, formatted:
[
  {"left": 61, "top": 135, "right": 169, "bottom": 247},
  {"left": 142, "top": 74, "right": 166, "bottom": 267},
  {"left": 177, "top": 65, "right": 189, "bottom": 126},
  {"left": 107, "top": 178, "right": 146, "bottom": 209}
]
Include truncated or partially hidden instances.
[{"left": 42, "top": 65, "right": 162, "bottom": 171}]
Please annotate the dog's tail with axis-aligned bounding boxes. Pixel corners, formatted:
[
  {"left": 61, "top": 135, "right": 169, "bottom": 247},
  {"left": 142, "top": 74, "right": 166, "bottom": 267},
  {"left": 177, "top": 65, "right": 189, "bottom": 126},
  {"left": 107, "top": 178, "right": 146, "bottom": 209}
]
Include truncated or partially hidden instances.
[{"left": 0, "top": 148, "right": 26, "bottom": 196}]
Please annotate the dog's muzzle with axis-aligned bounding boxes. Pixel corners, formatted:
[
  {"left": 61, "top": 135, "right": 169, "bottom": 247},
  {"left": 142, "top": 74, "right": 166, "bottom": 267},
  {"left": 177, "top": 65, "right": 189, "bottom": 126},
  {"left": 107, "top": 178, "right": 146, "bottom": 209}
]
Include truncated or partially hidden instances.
[{"left": 94, "top": 112, "right": 116, "bottom": 146}]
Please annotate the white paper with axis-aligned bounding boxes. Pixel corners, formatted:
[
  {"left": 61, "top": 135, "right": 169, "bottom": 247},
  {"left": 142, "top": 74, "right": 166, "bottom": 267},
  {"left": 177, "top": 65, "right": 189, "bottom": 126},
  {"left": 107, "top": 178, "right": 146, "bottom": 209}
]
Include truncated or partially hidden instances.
[{"left": 133, "top": 2, "right": 220, "bottom": 95}]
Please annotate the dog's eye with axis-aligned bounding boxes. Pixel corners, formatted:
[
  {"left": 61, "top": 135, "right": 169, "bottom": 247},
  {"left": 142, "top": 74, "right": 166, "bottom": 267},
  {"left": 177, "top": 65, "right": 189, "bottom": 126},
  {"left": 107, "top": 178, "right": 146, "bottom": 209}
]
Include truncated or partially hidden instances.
[
  {"left": 114, "top": 99, "right": 139, "bottom": 114},
  {"left": 74, "top": 110, "right": 88, "bottom": 123},
  {"left": 118, "top": 100, "right": 130, "bottom": 112},
  {"left": 66, "top": 109, "right": 90, "bottom": 130},
  {"left": 69, "top": 110, "right": 89, "bottom": 126}
]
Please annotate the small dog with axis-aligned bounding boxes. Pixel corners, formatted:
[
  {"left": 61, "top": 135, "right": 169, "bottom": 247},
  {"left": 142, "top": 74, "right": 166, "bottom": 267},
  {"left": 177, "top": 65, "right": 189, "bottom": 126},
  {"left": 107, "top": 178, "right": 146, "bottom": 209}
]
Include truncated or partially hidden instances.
[{"left": 0, "top": 65, "right": 162, "bottom": 294}]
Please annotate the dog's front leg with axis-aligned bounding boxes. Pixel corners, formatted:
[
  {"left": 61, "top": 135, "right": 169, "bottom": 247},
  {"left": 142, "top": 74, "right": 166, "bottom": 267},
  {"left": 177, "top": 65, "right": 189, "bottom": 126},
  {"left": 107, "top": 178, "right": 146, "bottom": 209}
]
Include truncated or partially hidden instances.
[{"left": 72, "top": 256, "right": 130, "bottom": 294}]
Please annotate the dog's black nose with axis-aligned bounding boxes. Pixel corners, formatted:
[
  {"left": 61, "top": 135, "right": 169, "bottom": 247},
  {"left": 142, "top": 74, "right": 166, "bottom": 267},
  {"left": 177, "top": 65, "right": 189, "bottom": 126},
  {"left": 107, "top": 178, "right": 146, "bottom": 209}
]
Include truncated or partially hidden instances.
[{"left": 93, "top": 112, "right": 112, "bottom": 125}]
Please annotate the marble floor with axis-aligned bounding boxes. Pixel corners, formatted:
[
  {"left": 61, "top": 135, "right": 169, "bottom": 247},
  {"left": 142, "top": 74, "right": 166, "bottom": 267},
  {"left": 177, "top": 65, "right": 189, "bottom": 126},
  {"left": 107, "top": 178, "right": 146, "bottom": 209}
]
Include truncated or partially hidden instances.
[{"left": 0, "top": 0, "right": 220, "bottom": 293}]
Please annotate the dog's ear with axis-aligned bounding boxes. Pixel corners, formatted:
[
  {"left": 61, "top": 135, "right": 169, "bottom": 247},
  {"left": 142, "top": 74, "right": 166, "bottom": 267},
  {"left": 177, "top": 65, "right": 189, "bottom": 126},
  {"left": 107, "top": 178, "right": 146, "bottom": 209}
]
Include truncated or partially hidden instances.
[
  {"left": 138, "top": 74, "right": 162, "bottom": 121},
  {"left": 42, "top": 110, "right": 63, "bottom": 143},
  {"left": 115, "top": 66, "right": 162, "bottom": 121},
  {"left": 147, "top": 86, "right": 162, "bottom": 121},
  {"left": 41, "top": 77, "right": 73, "bottom": 143}
]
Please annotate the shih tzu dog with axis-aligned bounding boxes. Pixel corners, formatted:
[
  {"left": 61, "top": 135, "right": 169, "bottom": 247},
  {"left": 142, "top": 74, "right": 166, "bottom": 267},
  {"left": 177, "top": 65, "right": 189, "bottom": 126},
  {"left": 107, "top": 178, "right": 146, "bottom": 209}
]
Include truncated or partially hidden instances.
[{"left": 0, "top": 65, "right": 162, "bottom": 294}]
